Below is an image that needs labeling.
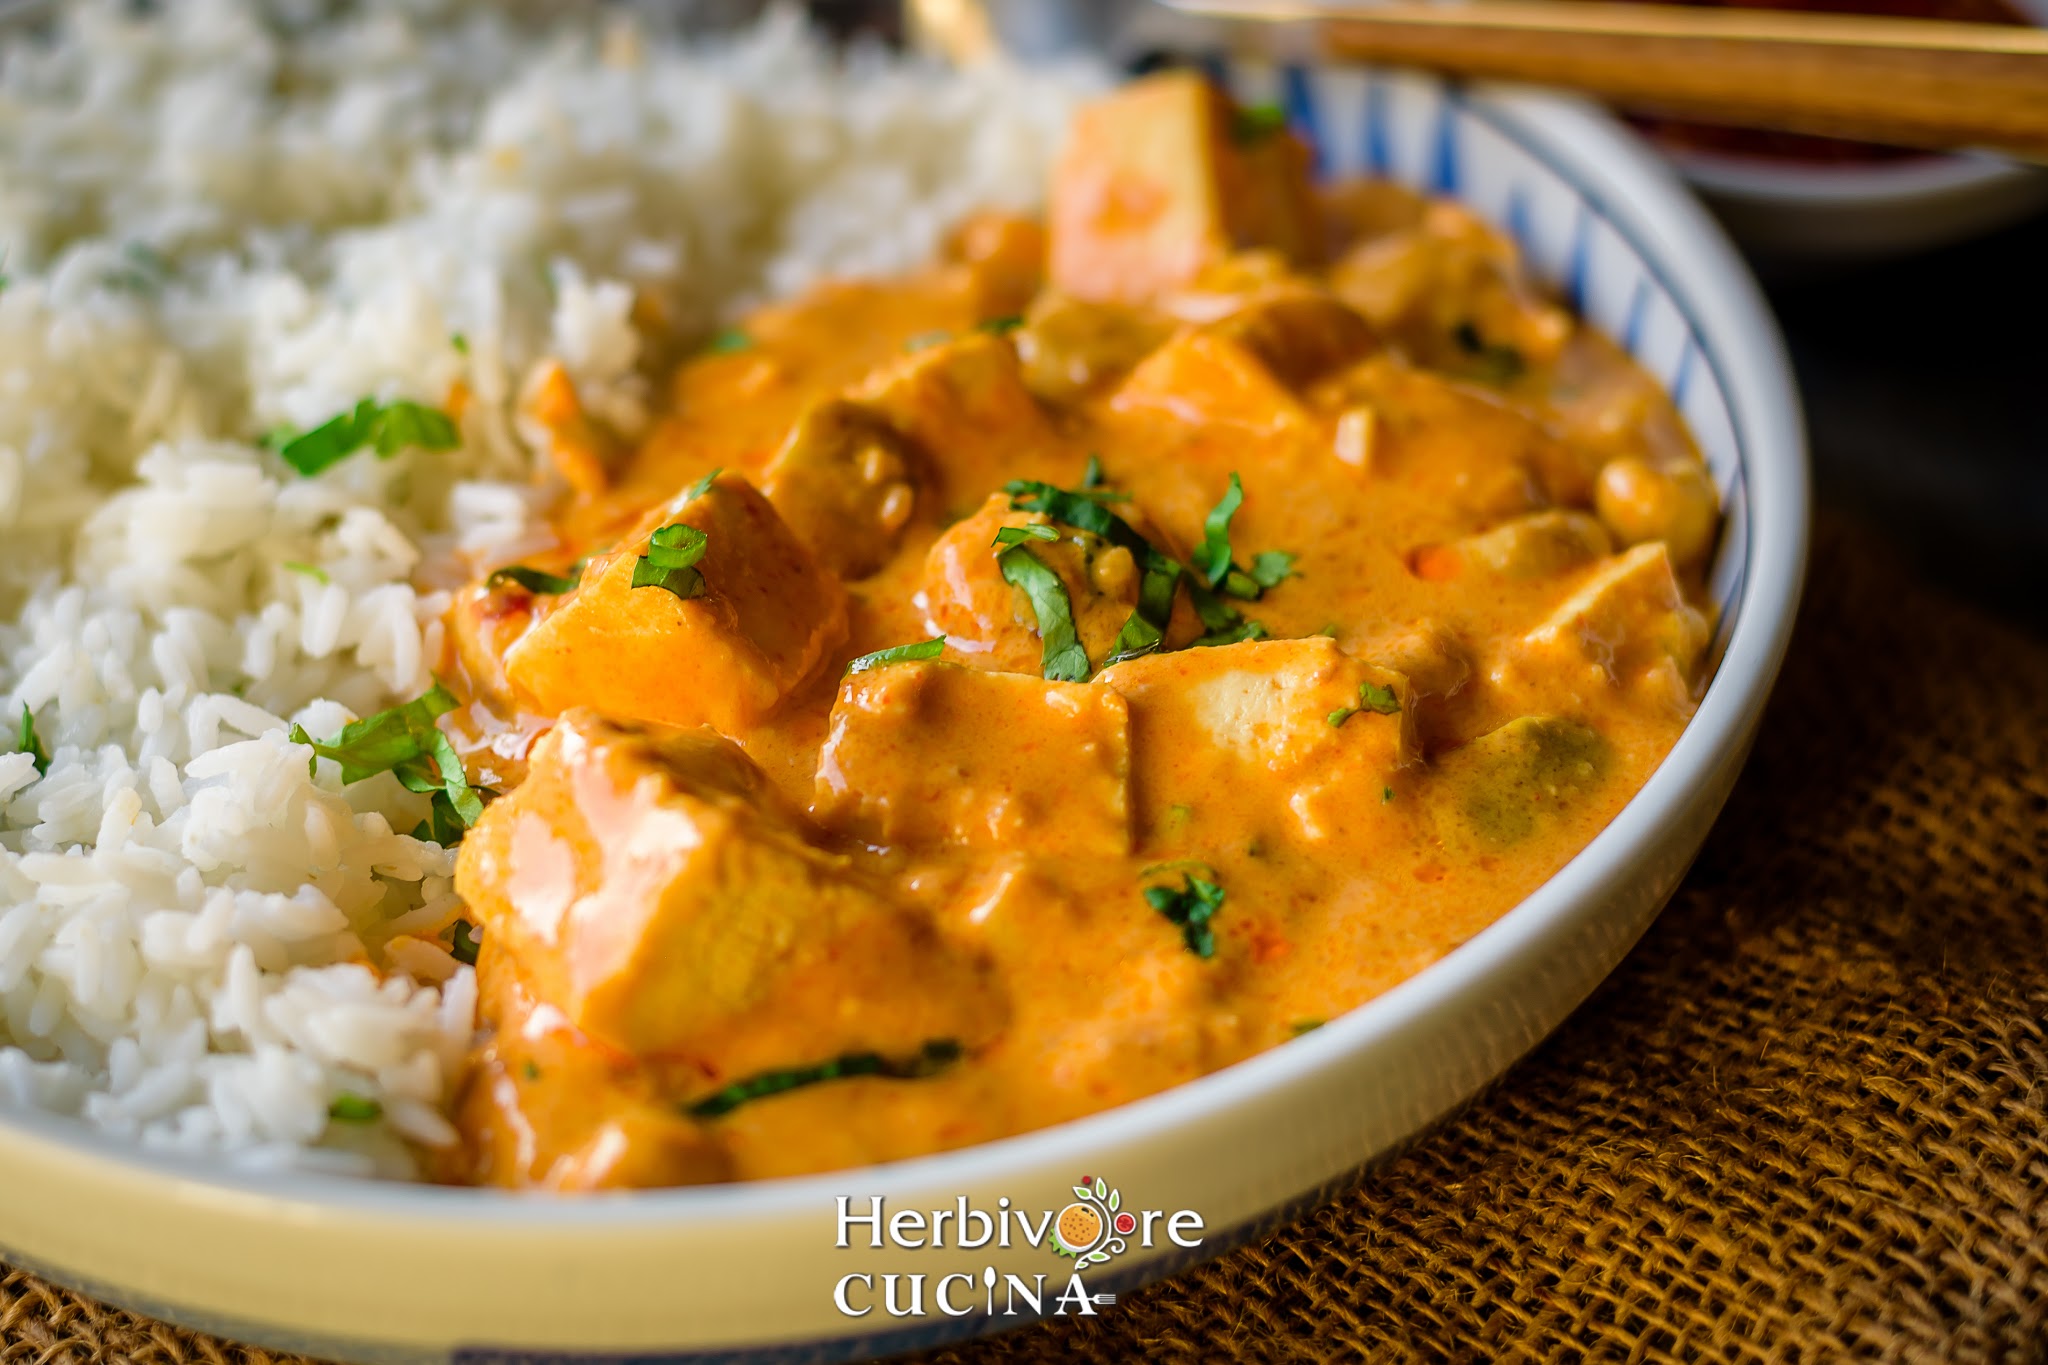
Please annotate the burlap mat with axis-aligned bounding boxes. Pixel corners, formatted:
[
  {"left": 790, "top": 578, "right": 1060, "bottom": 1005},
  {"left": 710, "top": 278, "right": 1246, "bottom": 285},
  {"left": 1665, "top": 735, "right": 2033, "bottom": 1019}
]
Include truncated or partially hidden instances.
[{"left": 6, "top": 513, "right": 2046, "bottom": 1364}]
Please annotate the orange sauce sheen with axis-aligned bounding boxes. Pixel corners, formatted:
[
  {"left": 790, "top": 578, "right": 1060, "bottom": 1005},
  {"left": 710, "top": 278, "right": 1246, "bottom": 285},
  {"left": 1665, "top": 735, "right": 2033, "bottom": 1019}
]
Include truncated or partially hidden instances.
[{"left": 433, "top": 74, "right": 1720, "bottom": 1190}]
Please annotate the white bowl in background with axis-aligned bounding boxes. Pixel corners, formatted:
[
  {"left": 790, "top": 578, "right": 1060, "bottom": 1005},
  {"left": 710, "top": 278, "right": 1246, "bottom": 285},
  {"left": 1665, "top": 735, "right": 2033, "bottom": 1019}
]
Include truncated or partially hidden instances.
[
  {"left": 1660, "top": 0, "right": 2048, "bottom": 263},
  {"left": 0, "top": 66, "right": 1810, "bottom": 1365}
]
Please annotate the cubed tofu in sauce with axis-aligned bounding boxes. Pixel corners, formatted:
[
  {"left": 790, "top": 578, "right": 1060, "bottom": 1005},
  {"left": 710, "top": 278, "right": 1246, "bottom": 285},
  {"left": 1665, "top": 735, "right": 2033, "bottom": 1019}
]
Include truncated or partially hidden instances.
[{"left": 432, "top": 73, "right": 1722, "bottom": 1190}]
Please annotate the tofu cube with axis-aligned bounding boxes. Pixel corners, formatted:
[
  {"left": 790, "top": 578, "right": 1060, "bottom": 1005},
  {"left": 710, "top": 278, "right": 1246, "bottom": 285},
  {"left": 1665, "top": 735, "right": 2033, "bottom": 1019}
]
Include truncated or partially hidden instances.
[
  {"left": 455, "top": 711, "right": 996, "bottom": 1065},
  {"left": 503, "top": 475, "right": 848, "bottom": 733},
  {"left": 1100, "top": 636, "right": 1416, "bottom": 844},
  {"left": 762, "top": 400, "right": 924, "bottom": 580},
  {"left": 813, "top": 661, "right": 1131, "bottom": 856},
  {"left": 1412, "top": 510, "right": 1614, "bottom": 583},
  {"left": 1050, "top": 72, "right": 1321, "bottom": 304},
  {"left": 1519, "top": 542, "right": 1709, "bottom": 695},
  {"left": 851, "top": 332, "right": 1064, "bottom": 511},
  {"left": 1110, "top": 329, "right": 1309, "bottom": 436}
]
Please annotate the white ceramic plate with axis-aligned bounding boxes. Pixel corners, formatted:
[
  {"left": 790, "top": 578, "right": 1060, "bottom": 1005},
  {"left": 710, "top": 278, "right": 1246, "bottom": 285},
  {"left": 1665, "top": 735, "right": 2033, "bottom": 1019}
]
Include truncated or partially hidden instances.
[{"left": 0, "top": 65, "right": 1809, "bottom": 1365}]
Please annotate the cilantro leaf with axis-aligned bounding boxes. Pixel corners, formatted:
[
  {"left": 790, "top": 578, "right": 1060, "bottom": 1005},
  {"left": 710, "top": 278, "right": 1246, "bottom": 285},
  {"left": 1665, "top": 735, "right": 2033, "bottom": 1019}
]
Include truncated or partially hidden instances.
[
  {"left": 16, "top": 704, "right": 49, "bottom": 777},
  {"left": 1330, "top": 679, "right": 1403, "bottom": 727},
  {"left": 1232, "top": 102, "right": 1289, "bottom": 144},
  {"left": 1145, "top": 873, "right": 1226, "bottom": 958},
  {"left": 275, "top": 397, "right": 459, "bottom": 477},
  {"left": 632, "top": 522, "right": 710, "bottom": 601},
  {"left": 997, "top": 545, "right": 1090, "bottom": 682},
  {"left": 1003, "top": 479, "right": 1178, "bottom": 666},
  {"left": 703, "top": 327, "right": 752, "bottom": 355},
  {"left": 282, "top": 561, "right": 330, "bottom": 586},
  {"left": 1081, "top": 453, "right": 1105, "bottom": 489},
  {"left": 487, "top": 565, "right": 580, "bottom": 596},
  {"left": 846, "top": 636, "right": 947, "bottom": 675},
  {"left": 686, "top": 1039, "right": 963, "bottom": 1119},
  {"left": 977, "top": 315, "right": 1024, "bottom": 335},
  {"left": 992, "top": 524, "right": 1060, "bottom": 546},
  {"left": 681, "top": 467, "right": 723, "bottom": 503},
  {"left": 328, "top": 1095, "right": 382, "bottom": 1123},
  {"left": 1248, "top": 550, "right": 1298, "bottom": 590},
  {"left": 447, "top": 918, "right": 482, "bottom": 967},
  {"left": 291, "top": 684, "right": 484, "bottom": 840},
  {"left": 1195, "top": 472, "right": 1245, "bottom": 588},
  {"left": 1187, "top": 581, "right": 1269, "bottom": 649}
]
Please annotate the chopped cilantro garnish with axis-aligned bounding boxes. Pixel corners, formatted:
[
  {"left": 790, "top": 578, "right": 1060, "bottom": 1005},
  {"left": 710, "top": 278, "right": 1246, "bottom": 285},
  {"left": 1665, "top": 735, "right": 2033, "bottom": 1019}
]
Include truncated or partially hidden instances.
[
  {"left": 274, "top": 397, "right": 460, "bottom": 477},
  {"left": 847, "top": 636, "right": 947, "bottom": 675},
  {"left": 16, "top": 704, "right": 49, "bottom": 777},
  {"left": 1248, "top": 550, "right": 1297, "bottom": 590},
  {"left": 1289, "top": 1019, "right": 1324, "bottom": 1037},
  {"left": 328, "top": 1095, "right": 382, "bottom": 1123},
  {"left": 282, "top": 561, "right": 330, "bottom": 586},
  {"left": 1232, "top": 102, "right": 1289, "bottom": 144},
  {"left": 1330, "top": 679, "right": 1403, "bottom": 727},
  {"left": 682, "top": 467, "right": 723, "bottom": 503},
  {"left": 1081, "top": 454, "right": 1105, "bottom": 489},
  {"left": 1145, "top": 872, "right": 1226, "bottom": 958},
  {"left": 1383, "top": 785, "right": 1395, "bottom": 803},
  {"left": 977, "top": 314, "right": 1024, "bottom": 335},
  {"left": 450, "top": 332, "right": 469, "bottom": 355},
  {"left": 632, "top": 523, "right": 710, "bottom": 601},
  {"left": 1195, "top": 473, "right": 1245, "bottom": 589},
  {"left": 486, "top": 565, "right": 580, "bottom": 596},
  {"left": 290, "top": 684, "right": 483, "bottom": 842},
  {"left": 1452, "top": 321, "right": 1527, "bottom": 385},
  {"left": 1003, "top": 479, "right": 1177, "bottom": 665},
  {"left": 521, "top": 1061, "right": 542, "bottom": 1082},
  {"left": 997, "top": 545, "right": 1090, "bottom": 682},
  {"left": 1187, "top": 580, "right": 1268, "bottom": 649},
  {"left": 992, "top": 523, "right": 1060, "bottom": 546},
  {"left": 704, "top": 327, "right": 752, "bottom": 355},
  {"left": 686, "top": 1039, "right": 963, "bottom": 1119},
  {"left": 447, "top": 918, "right": 481, "bottom": 967}
]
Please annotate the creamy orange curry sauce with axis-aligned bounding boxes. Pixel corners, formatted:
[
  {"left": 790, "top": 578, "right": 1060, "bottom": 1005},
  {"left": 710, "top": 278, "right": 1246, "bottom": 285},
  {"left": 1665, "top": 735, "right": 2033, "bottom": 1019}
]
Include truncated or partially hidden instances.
[{"left": 434, "top": 73, "right": 1720, "bottom": 1190}]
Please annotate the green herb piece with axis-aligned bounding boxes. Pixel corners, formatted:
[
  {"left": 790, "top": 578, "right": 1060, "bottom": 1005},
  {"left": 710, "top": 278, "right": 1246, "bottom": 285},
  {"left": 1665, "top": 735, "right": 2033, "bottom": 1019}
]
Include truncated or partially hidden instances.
[
  {"left": 847, "top": 636, "right": 947, "bottom": 675},
  {"left": 1289, "top": 1019, "right": 1324, "bottom": 1037},
  {"left": 1145, "top": 873, "right": 1226, "bottom": 959},
  {"left": 1081, "top": 454, "right": 1105, "bottom": 489},
  {"left": 997, "top": 545, "right": 1090, "bottom": 682},
  {"left": 328, "top": 1094, "right": 382, "bottom": 1123},
  {"left": 521, "top": 1061, "right": 542, "bottom": 1082},
  {"left": 992, "top": 524, "right": 1060, "bottom": 546},
  {"left": 275, "top": 397, "right": 460, "bottom": 477},
  {"left": 1003, "top": 479, "right": 1176, "bottom": 665},
  {"left": 1195, "top": 473, "right": 1246, "bottom": 589},
  {"left": 447, "top": 918, "right": 481, "bottom": 967},
  {"left": 1383, "top": 786, "right": 1395, "bottom": 803},
  {"left": 16, "top": 704, "right": 49, "bottom": 777},
  {"left": 704, "top": 327, "right": 752, "bottom": 355},
  {"left": 1330, "top": 679, "right": 1403, "bottom": 728},
  {"left": 632, "top": 523, "right": 710, "bottom": 601},
  {"left": 450, "top": 332, "right": 469, "bottom": 355},
  {"left": 1452, "top": 321, "right": 1527, "bottom": 386},
  {"left": 290, "top": 684, "right": 483, "bottom": 838},
  {"left": 1358, "top": 680, "right": 1401, "bottom": 714},
  {"left": 104, "top": 242, "right": 170, "bottom": 295},
  {"left": 686, "top": 1039, "right": 963, "bottom": 1120},
  {"left": 282, "top": 561, "right": 330, "bottom": 586},
  {"left": 1232, "top": 102, "right": 1289, "bottom": 144},
  {"left": 487, "top": 565, "right": 580, "bottom": 596},
  {"left": 1248, "top": 550, "right": 1297, "bottom": 590},
  {"left": 1319, "top": 623, "right": 1341, "bottom": 638},
  {"left": 977, "top": 314, "right": 1024, "bottom": 335},
  {"left": 1186, "top": 581, "right": 1268, "bottom": 649},
  {"left": 905, "top": 330, "right": 952, "bottom": 353},
  {"left": 681, "top": 467, "right": 723, "bottom": 502}
]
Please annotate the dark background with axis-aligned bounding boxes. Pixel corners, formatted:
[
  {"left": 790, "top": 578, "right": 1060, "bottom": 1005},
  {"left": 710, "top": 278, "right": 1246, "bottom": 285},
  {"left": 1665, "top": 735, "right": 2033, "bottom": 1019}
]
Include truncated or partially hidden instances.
[{"left": 1769, "top": 210, "right": 2048, "bottom": 634}]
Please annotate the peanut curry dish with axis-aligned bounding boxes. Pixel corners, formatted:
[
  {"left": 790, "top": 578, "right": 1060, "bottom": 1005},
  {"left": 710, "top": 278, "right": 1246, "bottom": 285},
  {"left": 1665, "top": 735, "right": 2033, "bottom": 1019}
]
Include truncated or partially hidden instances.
[{"left": 426, "top": 73, "right": 1721, "bottom": 1189}]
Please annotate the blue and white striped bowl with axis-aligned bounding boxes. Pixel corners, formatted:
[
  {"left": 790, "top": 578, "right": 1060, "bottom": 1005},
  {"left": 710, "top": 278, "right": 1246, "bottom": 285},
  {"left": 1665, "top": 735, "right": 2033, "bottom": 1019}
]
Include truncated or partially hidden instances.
[{"left": 0, "top": 70, "right": 1807, "bottom": 1365}]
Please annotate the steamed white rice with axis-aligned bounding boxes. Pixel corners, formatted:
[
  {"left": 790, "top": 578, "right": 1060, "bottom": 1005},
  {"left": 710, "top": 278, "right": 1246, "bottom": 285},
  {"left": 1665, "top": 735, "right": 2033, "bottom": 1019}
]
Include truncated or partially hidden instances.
[{"left": 0, "top": 0, "right": 1096, "bottom": 1176}]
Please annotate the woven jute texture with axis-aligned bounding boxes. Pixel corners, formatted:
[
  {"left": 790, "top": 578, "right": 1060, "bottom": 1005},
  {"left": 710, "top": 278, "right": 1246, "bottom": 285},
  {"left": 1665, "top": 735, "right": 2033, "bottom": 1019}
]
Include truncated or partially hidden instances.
[{"left": 5, "top": 513, "right": 2046, "bottom": 1364}]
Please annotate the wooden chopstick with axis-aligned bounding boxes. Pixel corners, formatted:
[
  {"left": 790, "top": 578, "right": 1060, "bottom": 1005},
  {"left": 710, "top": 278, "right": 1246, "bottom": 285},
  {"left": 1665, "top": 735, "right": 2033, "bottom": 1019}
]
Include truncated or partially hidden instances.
[{"left": 1160, "top": 0, "right": 2048, "bottom": 161}]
